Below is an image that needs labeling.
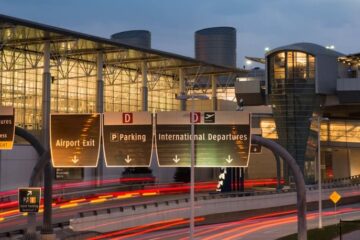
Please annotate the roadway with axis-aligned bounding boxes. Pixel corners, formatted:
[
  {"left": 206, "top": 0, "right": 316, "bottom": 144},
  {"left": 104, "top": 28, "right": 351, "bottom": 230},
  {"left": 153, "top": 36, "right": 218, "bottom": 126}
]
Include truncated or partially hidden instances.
[
  {"left": 86, "top": 203, "right": 360, "bottom": 240},
  {"left": 0, "top": 191, "right": 197, "bottom": 234},
  {"left": 1, "top": 177, "right": 359, "bottom": 238}
]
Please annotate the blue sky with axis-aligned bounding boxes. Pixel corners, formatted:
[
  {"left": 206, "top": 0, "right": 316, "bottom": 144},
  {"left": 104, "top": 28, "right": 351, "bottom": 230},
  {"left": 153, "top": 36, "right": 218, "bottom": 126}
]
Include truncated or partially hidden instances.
[{"left": 1, "top": 0, "right": 360, "bottom": 67}]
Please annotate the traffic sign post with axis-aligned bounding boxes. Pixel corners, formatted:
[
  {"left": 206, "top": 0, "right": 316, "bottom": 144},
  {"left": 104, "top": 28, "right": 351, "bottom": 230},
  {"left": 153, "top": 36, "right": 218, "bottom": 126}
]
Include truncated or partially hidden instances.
[
  {"left": 0, "top": 106, "right": 15, "bottom": 150},
  {"left": 50, "top": 114, "right": 101, "bottom": 167},
  {"left": 330, "top": 191, "right": 341, "bottom": 213},
  {"left": 18, "top": 188, "right": 41, "bottom": 213},
  {"left": 156, "top": 111, "right": 251, "bottom": 167},
  {"left": 103, "top": 112, "right": 153, "bottom": 167}
]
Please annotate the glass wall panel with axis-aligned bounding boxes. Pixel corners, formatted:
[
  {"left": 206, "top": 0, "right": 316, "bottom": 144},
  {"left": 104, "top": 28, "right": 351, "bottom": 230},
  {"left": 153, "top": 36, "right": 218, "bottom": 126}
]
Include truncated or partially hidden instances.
[
  {"left": 268, "top": 50, "right": 317, "bottom": 176},
  {"left": 0, "top": 49, "right": 43, "bottom": 130}
]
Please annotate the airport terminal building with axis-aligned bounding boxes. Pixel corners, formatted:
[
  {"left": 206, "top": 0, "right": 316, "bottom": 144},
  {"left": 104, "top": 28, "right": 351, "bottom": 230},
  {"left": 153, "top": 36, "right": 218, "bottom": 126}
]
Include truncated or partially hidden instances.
[{"left": 0, "top": 14, "right": 359, "bottom": 190}]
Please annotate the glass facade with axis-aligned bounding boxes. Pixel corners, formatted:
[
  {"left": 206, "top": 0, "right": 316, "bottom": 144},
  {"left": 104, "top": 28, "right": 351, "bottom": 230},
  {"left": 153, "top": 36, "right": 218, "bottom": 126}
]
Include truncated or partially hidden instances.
[
  {"left": 0, "top": 25, "right": 184, "bottom": 136},
  {"left": 1, "top": 48, "right": 44, "bottom": 130},
  {"left": 260, "top": 118, "right": 360, "bottom": 145},
  {"left": 0, "top": 22, "right": 242, "bottom": 149},
  {"left": 268, "top": 50, "right": 317, "bottom": 176},
  {"left": 0, "top": 48, "right": 180, "bottom": 127}
]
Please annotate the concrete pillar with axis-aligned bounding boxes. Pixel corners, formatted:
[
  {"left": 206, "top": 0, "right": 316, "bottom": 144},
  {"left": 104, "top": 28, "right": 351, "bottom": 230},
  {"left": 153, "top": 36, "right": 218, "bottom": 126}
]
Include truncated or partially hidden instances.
[
  {"left": 211, "top": 75, "right": 217, "bottom": 111},
  {"left": 96, "top": 52, "right": 104, "bottom": 184},
  {"left": 179, "top": 68, "right": 186, "bottom": 111},
  {"left": 141, "top": 61, "right": 148, "bottom": 111}
]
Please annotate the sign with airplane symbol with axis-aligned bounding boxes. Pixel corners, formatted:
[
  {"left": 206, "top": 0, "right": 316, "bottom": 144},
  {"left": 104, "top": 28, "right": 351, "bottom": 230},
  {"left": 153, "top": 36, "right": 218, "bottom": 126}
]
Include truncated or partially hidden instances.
[{"left": 156, "top": 111, "right": 251, "bottom": 167}]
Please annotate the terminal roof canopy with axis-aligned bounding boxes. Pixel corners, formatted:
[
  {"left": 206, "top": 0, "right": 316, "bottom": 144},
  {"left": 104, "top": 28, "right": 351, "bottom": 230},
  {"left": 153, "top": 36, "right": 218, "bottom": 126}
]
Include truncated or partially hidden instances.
[{"left": 0, "top": 14, "right": 247, "bottom": 79}]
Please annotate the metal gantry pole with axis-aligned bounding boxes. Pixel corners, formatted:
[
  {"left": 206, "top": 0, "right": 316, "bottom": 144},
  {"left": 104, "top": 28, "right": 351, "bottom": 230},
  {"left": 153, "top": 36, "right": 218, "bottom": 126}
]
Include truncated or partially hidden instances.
[
  {"left": 141, "top": 61, "right": 148, "bottom": 111},
  {"left": 190, "top": 95, "right": 195, "bottom": 240},
  {"left": 211, "top": 75, "right": 217, "bottom": 111},
  {"left": 179, "top": 68, "right": 186, "bottom": 111},
  {"left": 175, "top": 94, "right": 208, "bottom": 239},
  {"left": 96, "top": 51, "right": 104, "bottom": 186},
  {"left": 41, "top": 40, "right": 54, "bottom": 237},
  {"left": 252, "top": 135, "right": 307, "bottom": 240},
  {"left": 317, "top": 116, "right": 323, "bottom": 229}
]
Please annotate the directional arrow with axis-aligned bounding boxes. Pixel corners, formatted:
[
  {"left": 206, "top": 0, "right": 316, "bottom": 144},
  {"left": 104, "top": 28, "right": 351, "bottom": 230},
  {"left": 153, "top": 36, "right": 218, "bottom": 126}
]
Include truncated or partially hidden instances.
[
  {"left": 27, "top": 191, "right": 32, "bottom": 196},
  {"left": 71, "top": 155, "right": 79, "bottom": 164},
  {"left": 125, "top": 155, "right": 132, "bottom": 164},
  {"left": 173, "top": 155, "right": 180, "bottom": 163},
  {"left": 225, "top": 155, "right": 233, "bottom": 164}
]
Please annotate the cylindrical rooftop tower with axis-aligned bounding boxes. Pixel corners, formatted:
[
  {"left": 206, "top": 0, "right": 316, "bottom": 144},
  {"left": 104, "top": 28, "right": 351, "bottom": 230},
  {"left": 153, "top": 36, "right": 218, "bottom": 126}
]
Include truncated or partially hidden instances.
[
  {"left": 111, "top": 30, "right": 151, "bottom": 49},
  {"left": 195, "top": 27, "right": 236, "bottom": 67}
]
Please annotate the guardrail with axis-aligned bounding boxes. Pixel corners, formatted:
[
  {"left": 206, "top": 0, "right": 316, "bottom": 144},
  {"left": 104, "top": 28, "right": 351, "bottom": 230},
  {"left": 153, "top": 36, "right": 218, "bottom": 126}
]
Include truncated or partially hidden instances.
[
  {"left": 75, "top": 177, "right": 360, "bottom": 219},
  {"left": 76, "top": 189, "right": 296, "bottom": 218},
  {"left": 307, "top": 175, "right": 360, "bottom": 191},
  {"left": 70, "top": 184, "right": 360, "bottom": 233},
  {"left": 0, "top": 221, "right": 69, "bottom": 239}
]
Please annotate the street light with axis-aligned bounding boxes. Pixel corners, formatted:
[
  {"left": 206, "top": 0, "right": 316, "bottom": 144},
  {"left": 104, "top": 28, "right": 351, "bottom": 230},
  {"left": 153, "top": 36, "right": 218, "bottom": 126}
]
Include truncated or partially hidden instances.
[
  {"left": 310, "top": 115, "right": 329, "bottom": 229},
  {"left": 175, "top": 93, "right": 209, "bottom": 240}
]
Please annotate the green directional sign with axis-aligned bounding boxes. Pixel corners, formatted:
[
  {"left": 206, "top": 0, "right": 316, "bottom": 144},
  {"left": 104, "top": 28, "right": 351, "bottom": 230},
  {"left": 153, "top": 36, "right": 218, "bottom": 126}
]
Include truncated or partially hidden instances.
[
  {"left": 50, "top": 114, "right": 101, "bottom": 167},
  {"left": 156, "top": 111, "right": 251, "bottom": 167},
  {"left": 0, "top": 107, "right": 15, "bottom": 150},
  {"left": 103, "top": 112, "right": 153, "bottom": 167},
  {"left": 18, "top": 187, "right": 41, "bottom": 213}
]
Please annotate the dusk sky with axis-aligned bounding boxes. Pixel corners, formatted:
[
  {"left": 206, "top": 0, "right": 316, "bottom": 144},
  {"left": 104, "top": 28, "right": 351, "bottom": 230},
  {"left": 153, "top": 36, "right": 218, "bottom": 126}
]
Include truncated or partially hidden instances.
[{"left": 2, "top": 0, "right": 360, "bottom": 67}]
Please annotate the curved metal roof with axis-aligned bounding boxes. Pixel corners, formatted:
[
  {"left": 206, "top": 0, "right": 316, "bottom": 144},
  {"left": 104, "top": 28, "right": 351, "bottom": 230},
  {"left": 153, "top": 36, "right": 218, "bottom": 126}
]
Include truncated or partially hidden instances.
[{"left": 266, "top": 42, "right": 344, "bottom": 57}]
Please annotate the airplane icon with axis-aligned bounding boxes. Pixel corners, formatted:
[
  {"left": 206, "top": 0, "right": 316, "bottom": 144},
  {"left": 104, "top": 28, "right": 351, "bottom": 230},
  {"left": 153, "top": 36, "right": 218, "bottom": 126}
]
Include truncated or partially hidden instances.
[
  {"left": 204, "top": 113, "right": 215, "bottom": 119},
  {"left": 204, "top": 112, "right": 215, "bottom": 123}
]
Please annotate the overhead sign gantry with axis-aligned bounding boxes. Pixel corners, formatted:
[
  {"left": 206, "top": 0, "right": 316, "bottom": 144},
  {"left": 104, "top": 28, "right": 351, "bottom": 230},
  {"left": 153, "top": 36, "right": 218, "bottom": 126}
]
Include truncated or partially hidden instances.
[
  {"left": 155, "top": 111, "right": 251, "bottom": 167},
  {"left": 48, "top": 111, "right": 251, "bottom": 168}
]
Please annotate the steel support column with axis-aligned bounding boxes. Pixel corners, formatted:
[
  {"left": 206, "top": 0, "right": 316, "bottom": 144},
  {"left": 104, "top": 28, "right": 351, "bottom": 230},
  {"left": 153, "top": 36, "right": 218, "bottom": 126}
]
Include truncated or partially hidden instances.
[
  {"left": 179, "top": 68, "right": 186, "bottom": 111},
  {"left": 275, "top": 154, "right": 282, "bottom": 191},
  {"left": 211, "top": 75, "right": 217, "bottom": 111},
  {"left": 96, "top": 52, "right": 104, "bottom": 185},
  {"left": 252, "top": 135, "right": 307, "bottom": 240},
  {"left": 41, "top": 40, "right": 54, "bottom": 237},
  {"left": 141, "top": 61, "right": 148, "bottom": 111}
]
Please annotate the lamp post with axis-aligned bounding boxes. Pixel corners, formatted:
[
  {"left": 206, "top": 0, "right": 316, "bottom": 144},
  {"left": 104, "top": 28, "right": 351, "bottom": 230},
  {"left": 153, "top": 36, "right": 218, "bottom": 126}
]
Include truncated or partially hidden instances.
[
  {"left": 310, "top": 115, "right": 329, "bottom": 229},
  {"left": 176, "top": 93, "right": 209, "bottom": 239}
]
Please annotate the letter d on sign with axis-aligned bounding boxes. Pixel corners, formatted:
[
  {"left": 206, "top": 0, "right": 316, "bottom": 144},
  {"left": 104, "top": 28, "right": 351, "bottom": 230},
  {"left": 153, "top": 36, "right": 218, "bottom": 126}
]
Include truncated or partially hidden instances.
[
  {"left": 190, "top": 112, "right": 201, "bottom": 123},
  {"left": 123, "top": 113, "right": 133, "bottom": 123}
]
